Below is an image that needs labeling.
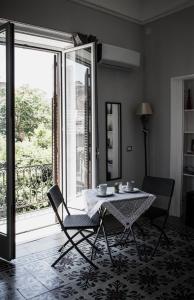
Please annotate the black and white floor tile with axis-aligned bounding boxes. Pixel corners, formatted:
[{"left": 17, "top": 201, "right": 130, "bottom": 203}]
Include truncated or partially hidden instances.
[{"left": 0, "top": 217, "right": 194, "bottom": 299}]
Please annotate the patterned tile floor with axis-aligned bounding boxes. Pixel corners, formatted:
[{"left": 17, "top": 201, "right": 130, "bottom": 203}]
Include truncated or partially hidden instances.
[{"left": 0, "top": 217, "right": 194, "bottom": 299}]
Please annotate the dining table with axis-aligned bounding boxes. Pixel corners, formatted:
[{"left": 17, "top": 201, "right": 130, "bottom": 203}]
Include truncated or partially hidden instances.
[{"left": 82, "top": 186, "right": 156, "bottom": 263}]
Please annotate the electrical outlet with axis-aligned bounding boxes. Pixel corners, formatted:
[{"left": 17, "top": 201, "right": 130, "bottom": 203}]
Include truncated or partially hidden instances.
[{"left": 127, "top": 146, "right": 133, "bottom": 152}]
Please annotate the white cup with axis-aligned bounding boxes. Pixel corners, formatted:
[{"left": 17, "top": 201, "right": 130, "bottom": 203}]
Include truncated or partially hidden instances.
[
  {"left": 97, "top": 184, "right": 107, "bottom": 196},
  {"left": 119, "top": 182, "right": 123, "bottom": 192},
  {"left": 126, "top": 181, "right": 132, "bottom": 191},
  {"left": 131, "top": 180, "right": 135, "bottom": 190}
]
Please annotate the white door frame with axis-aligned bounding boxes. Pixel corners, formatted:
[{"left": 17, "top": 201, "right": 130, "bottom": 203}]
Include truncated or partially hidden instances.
[
  {"left": 62, "top": 43, "right": 97, "bottom": 206},
  {"left": 170, "top": 74, "right": 194, "bottom": 217}
]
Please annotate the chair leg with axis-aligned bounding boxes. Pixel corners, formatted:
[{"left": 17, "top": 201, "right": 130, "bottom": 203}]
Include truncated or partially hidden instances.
[
  {"left": 65, "top": 230, "right": 98, "bottom": 269},
  {"left": 151, "top": 222, "right": 169, "bottom": 244},
  {"left": 80, "top": 231, "right": 100, "bottom": 252},
  {"left": 58, "top": 231, "right": 82, "bottom": 252},
  {"left": 151, "top": 216, "right": 170, "bottom": 257},
  {"left": 73, "top": 242, "right": 98, "bottom": 269},
  {"left": 151, "top": 231, "right": 163, "bottom": 258},
  {"left": 52, "top": 231, "right": 97, "bottom": 269},
  {"left": 52, "top": 234, "right": 90, "bottom": 267}
]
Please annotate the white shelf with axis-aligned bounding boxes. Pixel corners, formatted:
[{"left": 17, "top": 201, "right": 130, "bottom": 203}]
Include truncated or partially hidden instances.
[
  {"left": 184, "top": 173, "right": 194, "bottom": 177},
  {"left": 184, "top": 131, "right": 194, "bottom": 133},
  {"left": 184, "top": 153, "right": 194, "bottom": 157},
  {"left": 183, "top": 82, "right": 194, "bottom": 203}
]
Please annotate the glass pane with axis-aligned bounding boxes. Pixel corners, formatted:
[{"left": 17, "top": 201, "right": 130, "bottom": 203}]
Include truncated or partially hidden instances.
[
  {"left": 0, "top": 30, "right": 7, "bottom": 234},
  {"left": 15, "top": 47, "right": 55, "bottom": 234},
  {"left": 66, "top": 47, "right": 92, "bottom": 208}
]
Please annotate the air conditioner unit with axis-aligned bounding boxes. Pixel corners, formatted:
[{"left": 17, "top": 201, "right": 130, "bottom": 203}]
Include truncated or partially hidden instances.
[{"left": 97, "top": 43, "right": 140, "bottom": 69}]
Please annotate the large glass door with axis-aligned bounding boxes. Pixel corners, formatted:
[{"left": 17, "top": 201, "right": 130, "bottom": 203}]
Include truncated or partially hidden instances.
[
  {"left": 0, "top": 23, "right": 15, "bottom": 260},
  {"left": 63, "top": 43, "right": 97, "bottom": 209}
]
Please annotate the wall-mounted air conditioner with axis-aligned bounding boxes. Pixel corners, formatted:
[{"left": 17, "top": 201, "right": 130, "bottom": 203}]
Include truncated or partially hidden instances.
[{"left": 97, "top": 43, "right": 140, "bottom": 69}]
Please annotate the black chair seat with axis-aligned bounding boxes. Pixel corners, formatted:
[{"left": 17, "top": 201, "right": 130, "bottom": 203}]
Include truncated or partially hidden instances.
[
  {"left": 144, "top": 206, "right": 167, "bottom": 220},
  {"left": 64, "top": 214, "right": 99, "bottom": 230}
]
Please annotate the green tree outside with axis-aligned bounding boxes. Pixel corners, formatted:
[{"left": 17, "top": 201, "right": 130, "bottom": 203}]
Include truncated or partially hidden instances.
[
  {"left": 0, "top": 85, "right": 53, "bottom": 213},
  {"left": 0, "top": 85, "right": 52, "bottom": 166}
]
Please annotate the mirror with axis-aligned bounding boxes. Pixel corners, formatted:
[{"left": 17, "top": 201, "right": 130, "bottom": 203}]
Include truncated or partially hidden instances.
[{"left": 106, "top": 102, "right": 122, "bottom": 180}]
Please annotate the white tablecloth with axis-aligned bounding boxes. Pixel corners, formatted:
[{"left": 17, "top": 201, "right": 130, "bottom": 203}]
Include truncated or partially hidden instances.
[{"left": 83, "top": 187, "right": 156, "bottom": 228}]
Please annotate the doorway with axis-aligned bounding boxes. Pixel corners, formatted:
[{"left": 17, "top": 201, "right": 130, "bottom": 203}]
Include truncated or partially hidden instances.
[
  {"left": 0, "top": 32, "right": 67, "bottom": 245},
  {"left": 170, "top": 74, "right": 194, "bottom": 220},
  {"left": 0, "top": 23, "right": 97, "bottom": 259},
  {"left": 14, "top": 46, "right": 57, "bottom": 242}
]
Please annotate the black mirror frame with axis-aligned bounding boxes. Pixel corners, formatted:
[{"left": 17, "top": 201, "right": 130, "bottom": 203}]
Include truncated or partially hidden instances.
[{"left": 105, "top": 102, "right": 122, "bottom": 181}]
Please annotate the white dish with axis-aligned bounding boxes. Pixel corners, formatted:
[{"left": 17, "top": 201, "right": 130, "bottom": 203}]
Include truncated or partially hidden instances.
[
  {"left": 97, "top": 192, "right": 114, "bottom": 198},
  {"left": 124, "top": 187, "right": 140, "bottom": 193}
]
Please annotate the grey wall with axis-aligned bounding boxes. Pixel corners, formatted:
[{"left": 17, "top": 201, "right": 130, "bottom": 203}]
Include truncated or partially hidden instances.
[
  {"left": 98, "top": 66, "right": 144, "bottom": 185},
  {"left": 144, "top": 6, "right": 194, "bottom": 177},
  {"left": 1, "top": 0, "right": 144, "bottom": 186},
  {"left": 1, "top": 0, "right": 142, "bottom": 50}
]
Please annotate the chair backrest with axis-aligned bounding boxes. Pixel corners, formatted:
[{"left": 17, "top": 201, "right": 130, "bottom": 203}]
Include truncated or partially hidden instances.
[
  {"left": 142, "top": 176, "right": 175, "bottom": 212},
  {"left": 47, "top": 185, "right": 70, "bottom": 228}
]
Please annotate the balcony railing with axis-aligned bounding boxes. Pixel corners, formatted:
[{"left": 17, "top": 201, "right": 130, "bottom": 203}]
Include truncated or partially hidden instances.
[{"left": 0, "top": 163, "right": 53, "bottom": 215}]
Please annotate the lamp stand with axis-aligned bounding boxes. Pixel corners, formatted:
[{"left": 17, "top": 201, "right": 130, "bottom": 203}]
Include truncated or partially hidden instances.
[{"left": 141, "top": 116, "right": 149, "bottom": 176}]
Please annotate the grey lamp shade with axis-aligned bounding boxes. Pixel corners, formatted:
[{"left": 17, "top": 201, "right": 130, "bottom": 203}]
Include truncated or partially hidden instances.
[{"left": 136, "top": 102, "right": 153, "bottom": 116}]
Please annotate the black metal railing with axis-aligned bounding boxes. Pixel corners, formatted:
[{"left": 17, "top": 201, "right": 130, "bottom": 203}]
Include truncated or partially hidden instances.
[{"left": 0, "top": 164, "right": 53, "bottom": 214}]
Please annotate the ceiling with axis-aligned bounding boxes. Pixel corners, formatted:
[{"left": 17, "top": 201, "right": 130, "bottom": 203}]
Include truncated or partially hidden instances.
[{"left": 70, "top": 0, "right": 194, "bottom": 23}]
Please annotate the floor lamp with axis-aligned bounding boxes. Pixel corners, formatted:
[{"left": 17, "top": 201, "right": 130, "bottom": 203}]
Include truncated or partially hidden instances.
[{"left": 136, "top": 102, "right": 153, "bottom": 176}]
